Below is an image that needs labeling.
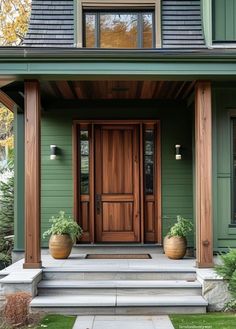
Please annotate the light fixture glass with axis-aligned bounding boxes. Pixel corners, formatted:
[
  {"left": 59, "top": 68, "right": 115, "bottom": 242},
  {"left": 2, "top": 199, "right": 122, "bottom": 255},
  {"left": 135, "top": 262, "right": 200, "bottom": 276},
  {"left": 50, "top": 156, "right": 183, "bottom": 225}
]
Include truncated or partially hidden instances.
[
  {"left": 175, "top": 144, "right": 182, "bottom": 160},
  {"left": 50, "top": 145, "right": 57, "bottom": 160}
]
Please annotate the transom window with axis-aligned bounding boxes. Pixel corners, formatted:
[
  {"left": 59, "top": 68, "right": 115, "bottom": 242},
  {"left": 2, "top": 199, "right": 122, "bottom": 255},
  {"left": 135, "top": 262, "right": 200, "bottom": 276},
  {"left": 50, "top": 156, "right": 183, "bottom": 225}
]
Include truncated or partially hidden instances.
[{"left": 84, "top": 10, "right": 155, "bottom": 48}]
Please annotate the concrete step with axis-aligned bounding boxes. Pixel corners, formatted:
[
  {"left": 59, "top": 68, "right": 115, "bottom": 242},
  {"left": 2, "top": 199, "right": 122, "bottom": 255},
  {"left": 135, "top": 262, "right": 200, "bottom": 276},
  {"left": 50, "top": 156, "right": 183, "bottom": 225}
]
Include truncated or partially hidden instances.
[
  {"left": 43, "top": 267, "right": 196, "bottom": 281},
  {"left": 30, "top": 294, "right": 207, "bottom": 315},
  {"left": 38, "top": 279, "right": 202, "bottom": 296}
]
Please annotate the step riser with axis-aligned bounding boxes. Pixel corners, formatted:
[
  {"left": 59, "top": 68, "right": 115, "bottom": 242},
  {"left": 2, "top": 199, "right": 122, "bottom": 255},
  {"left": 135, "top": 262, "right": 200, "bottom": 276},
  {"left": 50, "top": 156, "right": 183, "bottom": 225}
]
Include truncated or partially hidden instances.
[
  {"left": 31, "top": 306, "right": 206, "bottom": 315},
  {"left": 38, "top": 287, "right": 202, "bottom": 296},
  {"left": 43, "top": 272, "right": 196, "bottom": 281}
]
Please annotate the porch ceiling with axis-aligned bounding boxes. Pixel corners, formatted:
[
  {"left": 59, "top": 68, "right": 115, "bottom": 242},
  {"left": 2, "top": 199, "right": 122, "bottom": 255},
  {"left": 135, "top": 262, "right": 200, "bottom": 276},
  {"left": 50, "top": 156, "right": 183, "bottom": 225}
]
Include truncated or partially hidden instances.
[{"left": 41, "top": 80, "right": 196, "bottom": 100}]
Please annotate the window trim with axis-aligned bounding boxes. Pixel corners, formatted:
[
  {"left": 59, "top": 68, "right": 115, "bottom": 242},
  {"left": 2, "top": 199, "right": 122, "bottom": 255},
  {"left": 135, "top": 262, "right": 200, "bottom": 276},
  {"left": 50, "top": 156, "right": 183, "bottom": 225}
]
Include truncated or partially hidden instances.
[
  {"left": 76, "top": 0, "right": 161, "bottom": 48},
  {"left": 83, "top": 10, "right": 155, "bottom": 48}
]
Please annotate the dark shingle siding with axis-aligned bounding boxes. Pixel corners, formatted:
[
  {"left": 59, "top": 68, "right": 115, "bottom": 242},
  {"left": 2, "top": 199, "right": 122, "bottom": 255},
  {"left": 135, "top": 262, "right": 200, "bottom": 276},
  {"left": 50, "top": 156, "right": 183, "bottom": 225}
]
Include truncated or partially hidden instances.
[
  {"left": 22, "top": 0, "right": 205, "bottom": 48},
  {"left": 162, "top": 0, "right": 205, "bottom": 48},
  {"left": 22, "top": 0, "right": 74, "bottom": 47}
]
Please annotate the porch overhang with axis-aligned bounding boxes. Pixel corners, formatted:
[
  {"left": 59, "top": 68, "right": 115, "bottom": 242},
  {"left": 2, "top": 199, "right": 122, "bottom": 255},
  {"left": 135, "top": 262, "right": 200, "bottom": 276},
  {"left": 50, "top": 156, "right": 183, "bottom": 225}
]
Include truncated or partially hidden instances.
[
  {"left": 1, "top": 48, "right": 236, "bottom": 81},
  {"left": 1, "top": 47, "right": 231, "bottom": 269}
]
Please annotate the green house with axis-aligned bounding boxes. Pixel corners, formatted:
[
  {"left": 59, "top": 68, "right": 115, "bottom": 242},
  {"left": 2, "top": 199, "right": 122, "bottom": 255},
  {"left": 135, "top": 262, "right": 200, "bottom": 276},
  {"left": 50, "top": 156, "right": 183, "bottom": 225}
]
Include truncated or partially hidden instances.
[{"left": 1, "top": 0, "right": 236, "bottom": 270}]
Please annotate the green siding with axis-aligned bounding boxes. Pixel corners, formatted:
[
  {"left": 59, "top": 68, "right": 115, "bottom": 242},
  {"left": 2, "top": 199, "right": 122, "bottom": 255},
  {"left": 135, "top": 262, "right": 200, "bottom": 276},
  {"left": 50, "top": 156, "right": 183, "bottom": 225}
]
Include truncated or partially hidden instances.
[
  {"left": 213, "top": 0, "right": 236, "bottom": 42},
  {"left": 41, "top": 103, "right": 194, "bottom": 247},
  {"left": 213, "top": 86, "right": 236, "bottom": 250}
]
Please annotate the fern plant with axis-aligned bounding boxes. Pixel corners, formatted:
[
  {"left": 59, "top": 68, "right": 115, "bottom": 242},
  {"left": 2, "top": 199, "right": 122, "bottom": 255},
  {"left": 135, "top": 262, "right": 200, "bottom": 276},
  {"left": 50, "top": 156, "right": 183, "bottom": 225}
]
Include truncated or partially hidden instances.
[
  {"left": 215, "top": 248, "right": 236, "bottom": 299},
  {"left": 43, "top": 211, "right": 83, "bottom": 243},
  {"left": 0, "top": 161, "right": 14, "bottom": 267}
]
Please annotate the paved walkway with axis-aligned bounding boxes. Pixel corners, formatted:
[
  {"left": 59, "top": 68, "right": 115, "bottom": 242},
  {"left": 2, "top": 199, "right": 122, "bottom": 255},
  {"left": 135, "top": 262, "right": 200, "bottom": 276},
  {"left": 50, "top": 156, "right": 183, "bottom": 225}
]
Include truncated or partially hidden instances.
[{"left": 72, "top": 315, "right": 175, "bottom": 329}]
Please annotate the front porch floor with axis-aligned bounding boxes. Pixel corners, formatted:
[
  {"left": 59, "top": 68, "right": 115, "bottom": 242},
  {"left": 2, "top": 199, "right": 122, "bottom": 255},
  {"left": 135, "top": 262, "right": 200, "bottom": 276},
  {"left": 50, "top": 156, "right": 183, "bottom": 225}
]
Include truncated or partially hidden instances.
[{"left": 0, "top": 250, "right": 228, "bottom": 315}]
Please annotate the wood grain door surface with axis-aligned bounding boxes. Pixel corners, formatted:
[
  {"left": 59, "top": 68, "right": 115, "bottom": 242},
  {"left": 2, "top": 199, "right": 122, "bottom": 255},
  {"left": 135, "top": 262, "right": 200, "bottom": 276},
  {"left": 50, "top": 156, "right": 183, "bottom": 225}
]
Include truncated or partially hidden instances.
[{"left": 95, "top": 125, "right": 140, "bottom": 242}]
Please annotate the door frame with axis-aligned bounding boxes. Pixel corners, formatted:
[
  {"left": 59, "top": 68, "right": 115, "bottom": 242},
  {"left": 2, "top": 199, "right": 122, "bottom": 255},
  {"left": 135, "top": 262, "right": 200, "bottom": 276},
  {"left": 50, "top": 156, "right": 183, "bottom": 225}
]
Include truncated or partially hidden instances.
[{"left": 73, "top": 120, "right": 162, "bottom": 244}]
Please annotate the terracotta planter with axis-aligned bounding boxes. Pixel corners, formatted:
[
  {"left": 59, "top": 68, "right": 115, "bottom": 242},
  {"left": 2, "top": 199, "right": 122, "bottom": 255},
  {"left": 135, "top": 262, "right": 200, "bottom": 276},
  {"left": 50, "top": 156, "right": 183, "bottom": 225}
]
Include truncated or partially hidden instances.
[
  {"left": 164, "top": 235, "right": 187, "bottom": 259},
  {"left": 49, "top": 234, "right": 73, "bottom": 259}
]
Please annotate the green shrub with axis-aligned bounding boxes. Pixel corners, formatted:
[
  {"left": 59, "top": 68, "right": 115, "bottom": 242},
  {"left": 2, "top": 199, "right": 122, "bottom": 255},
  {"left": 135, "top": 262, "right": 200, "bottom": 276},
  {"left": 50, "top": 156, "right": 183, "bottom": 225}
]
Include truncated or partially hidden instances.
[
  {"left": 43, "top": 211, "right": 83, "bottom": 243},
  {"left": 215, "top": 249, "right": 236, "bottom": 283},
  {"left": 215, "top": 248, "right": 236, "bottom": 310},
  {"left": 0, "top": 161, "right": 14, "bottom": 267},
  {"left": 167, "top": 215, "right": 193, "bottom": 238}
]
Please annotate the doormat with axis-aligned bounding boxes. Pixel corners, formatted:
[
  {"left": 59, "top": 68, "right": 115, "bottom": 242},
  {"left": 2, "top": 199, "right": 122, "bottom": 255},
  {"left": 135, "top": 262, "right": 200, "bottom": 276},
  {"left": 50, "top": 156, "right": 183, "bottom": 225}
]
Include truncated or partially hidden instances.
[{"left": 85, "top": 254, "right": 152, "bottom": 259}]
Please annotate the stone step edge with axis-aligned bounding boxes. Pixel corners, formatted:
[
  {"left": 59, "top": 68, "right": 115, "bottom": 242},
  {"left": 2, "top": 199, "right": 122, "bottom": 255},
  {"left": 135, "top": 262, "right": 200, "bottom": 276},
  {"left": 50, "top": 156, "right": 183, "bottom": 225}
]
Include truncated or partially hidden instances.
[
  {"left": 43, "top": 267, "right": 196, "bottom": 273},
  {"left": 30, "top": 295, "right": 208, "bottom": 308},
  {"left": 38, "top": 279, "right": 202, "bottom": 289}
]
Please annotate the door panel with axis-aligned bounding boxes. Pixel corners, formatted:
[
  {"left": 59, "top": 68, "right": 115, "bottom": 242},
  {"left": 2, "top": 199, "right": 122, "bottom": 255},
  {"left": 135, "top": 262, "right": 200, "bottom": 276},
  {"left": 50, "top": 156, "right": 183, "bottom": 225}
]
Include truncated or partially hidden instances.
[
  {"left": 102, "top": 202, "right": 133, "bottom": 232},
  {"left": 95, "top": 125, "right": 140, "bottom": 242},
  {"left": 102, "top": 129, "right": 133, "bottom": 194}
]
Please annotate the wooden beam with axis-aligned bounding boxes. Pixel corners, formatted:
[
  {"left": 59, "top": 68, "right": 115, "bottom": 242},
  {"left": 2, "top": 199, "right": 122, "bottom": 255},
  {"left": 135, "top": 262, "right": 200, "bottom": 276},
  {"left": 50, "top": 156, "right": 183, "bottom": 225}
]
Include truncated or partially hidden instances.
[
  {"left": 0, "top": 90, "right": 15, "bottom": 112},
  {"left": 23, "top": 80, "right": 42, "bottom": 269},
  {"left": 195, "top": 81, "right": 214, "bottom": 268}
]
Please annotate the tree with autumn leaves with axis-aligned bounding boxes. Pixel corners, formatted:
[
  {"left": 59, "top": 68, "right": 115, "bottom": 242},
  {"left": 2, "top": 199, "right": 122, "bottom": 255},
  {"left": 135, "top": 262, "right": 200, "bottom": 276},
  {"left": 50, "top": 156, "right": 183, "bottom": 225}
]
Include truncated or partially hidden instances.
[
  {"left": 0, "top": 0, "right": 31, "bottom": 46},
  {"left": 0, "top": 0, "right": 31, "bottom": 161}
]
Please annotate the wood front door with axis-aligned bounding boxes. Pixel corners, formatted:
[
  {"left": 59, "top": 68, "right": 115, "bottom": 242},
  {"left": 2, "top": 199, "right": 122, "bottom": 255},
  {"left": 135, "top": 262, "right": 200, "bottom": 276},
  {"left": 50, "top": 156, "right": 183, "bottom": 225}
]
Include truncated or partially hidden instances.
[
  {"left": 95, "top": 125, "right": 140, "bottom": 242},
  {"left": 74, "top": 120, "right": 161, "bottom": 244}
]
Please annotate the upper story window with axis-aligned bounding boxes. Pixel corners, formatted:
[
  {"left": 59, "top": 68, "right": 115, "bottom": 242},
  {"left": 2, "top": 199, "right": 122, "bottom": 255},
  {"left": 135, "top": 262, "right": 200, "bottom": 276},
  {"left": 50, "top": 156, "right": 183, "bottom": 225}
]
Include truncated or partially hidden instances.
[
  {"left": 212, "top": 0, "right": 236, "bottom": 43},
  {"left": 84, "top": 10, "right": 155, "bottom": 48}
]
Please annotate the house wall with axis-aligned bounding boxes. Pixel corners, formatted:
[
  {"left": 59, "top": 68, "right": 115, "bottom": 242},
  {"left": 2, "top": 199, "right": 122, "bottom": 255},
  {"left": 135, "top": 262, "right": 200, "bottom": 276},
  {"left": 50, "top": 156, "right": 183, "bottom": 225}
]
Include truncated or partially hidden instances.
[
  {"left": 213, "top": 85, "right": 236, "bottom": 250},
  {"left": 40, "top": 101, "right": 194, "bottom": 247}
]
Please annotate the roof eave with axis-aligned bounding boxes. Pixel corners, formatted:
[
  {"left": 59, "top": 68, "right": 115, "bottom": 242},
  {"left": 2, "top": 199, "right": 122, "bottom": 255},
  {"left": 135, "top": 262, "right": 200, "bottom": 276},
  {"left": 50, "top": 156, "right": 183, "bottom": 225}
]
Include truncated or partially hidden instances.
[{"left": 0, "top": 47, "right": 236, "bottom": 62}]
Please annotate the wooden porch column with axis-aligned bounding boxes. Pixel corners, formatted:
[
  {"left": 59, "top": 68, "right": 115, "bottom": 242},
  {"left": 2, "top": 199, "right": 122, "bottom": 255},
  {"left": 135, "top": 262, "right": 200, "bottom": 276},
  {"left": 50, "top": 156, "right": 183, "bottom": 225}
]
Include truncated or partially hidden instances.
[
  {"left": 23, "top": 81, "right": 42, "bottom": 269},
  {"left": 195, "top": 81, "right": 214, "bottom": 268}
]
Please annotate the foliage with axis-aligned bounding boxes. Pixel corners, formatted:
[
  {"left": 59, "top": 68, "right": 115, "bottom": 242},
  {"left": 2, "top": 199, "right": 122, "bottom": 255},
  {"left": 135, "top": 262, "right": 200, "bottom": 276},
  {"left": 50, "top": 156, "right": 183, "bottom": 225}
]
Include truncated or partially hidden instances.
[
  {"left": 4, "top": 292, "right": 31, "bottom": 327},
  {"left": 0, "top": 0, "right": 31, "bottom": 46},
  {"left": 167, "top": 215, "right": 193, "bottom": 238},
  {"left": 0, "top": 106, "right": 14, "bottom": 163},
  {"left": 0, "top": 161, "right": 14, "bottom": 267},
  {"left": 215, "top": 249, "right": 236, "bottom": 301},
  {"left": 215, "top": 249, "right": 236, "bottom": 281},
  {"left": 224, "top": 298, "right": 236, "bottom": 312},
  {"left": 38, "top": 314, "right": 76, "bottom": 329},
  {"left": 43, "top": 211, "right": 83, "bottom": 243},
  {"left": 170, "top": 313, "right": 236, "bottom": 329}
]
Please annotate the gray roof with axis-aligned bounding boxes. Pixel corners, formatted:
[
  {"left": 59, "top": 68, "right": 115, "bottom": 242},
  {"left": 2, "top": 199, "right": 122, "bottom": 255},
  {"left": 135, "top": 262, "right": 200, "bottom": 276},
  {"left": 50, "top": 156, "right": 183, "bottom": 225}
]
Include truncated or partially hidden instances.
[
  {"left": 22, "top": 0, "right": 74, "bottom": 47},
  {"left": 22, "top": 0, "right": 205, "bottom": 48},
  {"left": 162, "top": 0, "right": 205, "bottom": 48}
]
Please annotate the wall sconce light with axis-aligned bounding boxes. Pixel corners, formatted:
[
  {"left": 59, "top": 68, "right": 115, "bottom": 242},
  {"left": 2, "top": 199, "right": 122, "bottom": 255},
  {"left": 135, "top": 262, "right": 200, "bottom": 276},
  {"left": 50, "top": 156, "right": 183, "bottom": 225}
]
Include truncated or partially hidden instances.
[
  {"left": 50, "top": 145, "right": 57, "bottom": 160},
  {"left": 175, "top": 144, "right": 182, "bottom": 160}
]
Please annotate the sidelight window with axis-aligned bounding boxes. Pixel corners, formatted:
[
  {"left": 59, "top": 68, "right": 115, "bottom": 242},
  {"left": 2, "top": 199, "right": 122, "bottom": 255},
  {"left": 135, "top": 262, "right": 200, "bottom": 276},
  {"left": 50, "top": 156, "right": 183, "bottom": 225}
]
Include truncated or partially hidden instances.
[
  {"left": 144, "top": 129, "right": 155, "bottom": 195},
  {"left": 80, "top": 130, "right": 90, "bottom": 194}
]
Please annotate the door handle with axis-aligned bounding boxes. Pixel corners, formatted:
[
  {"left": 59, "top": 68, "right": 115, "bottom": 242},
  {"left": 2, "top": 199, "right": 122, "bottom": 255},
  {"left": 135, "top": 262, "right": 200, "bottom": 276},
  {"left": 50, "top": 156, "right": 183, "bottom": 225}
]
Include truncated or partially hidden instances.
[{"left": 96, "top": 194, "right": 101, "bottom": 214}]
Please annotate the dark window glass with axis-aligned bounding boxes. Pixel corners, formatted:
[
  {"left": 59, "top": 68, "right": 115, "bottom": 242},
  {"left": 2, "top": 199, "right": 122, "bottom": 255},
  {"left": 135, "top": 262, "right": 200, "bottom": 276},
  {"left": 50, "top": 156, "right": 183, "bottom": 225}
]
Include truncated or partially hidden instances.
[
  {"left": 80, "top": 130, "right": 89, "bottom": 194},
  {"left": 144, "top": 129, "right": 154, "bottom": 194},
  {"left": 84, "top": 11, "right": 154, "bottom": 48}
]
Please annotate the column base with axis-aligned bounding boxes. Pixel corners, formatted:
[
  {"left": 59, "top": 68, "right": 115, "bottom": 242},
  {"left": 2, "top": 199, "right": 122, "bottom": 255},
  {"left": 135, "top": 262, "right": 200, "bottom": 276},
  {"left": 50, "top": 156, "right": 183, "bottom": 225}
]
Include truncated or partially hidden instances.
[
  {"left": 23, "top": 261, "right": 42, "bottom": 269},
  {"left": 196, "top": 261, "right": 214, "bottom": 268}
]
